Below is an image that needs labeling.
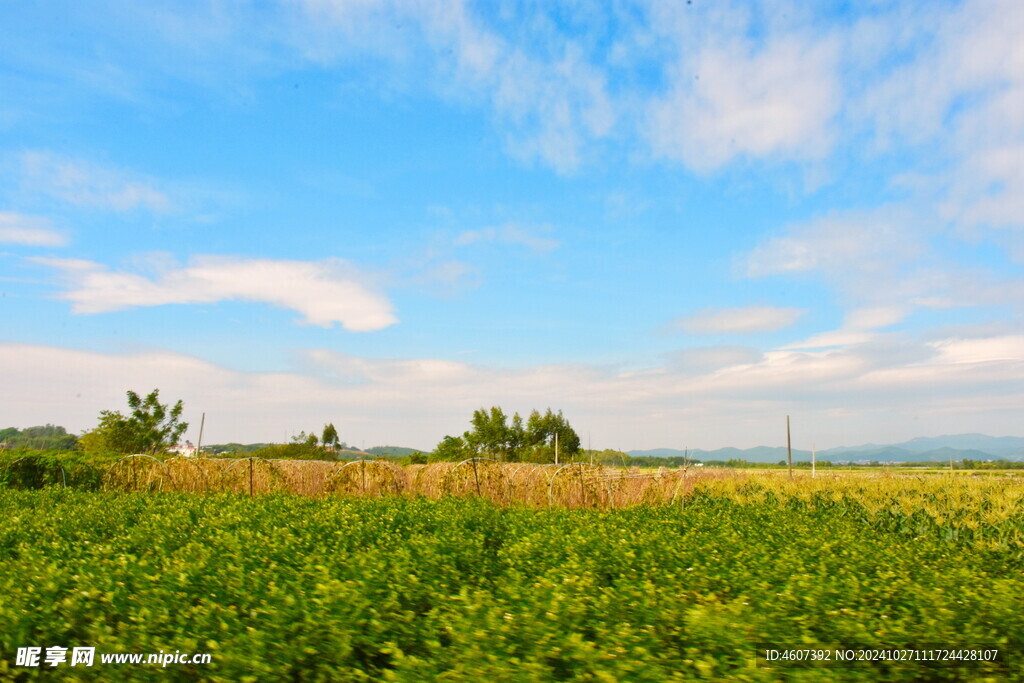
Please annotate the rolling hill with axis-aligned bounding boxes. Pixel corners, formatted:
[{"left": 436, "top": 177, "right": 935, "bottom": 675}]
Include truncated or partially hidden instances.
[{"left": 630, "top": 434, "right": 1024, "bottom": 463}]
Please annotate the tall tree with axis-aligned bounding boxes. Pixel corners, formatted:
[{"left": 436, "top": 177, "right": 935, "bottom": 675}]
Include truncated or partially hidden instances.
[
  {"left": 439, "top": 406, "right": 577, "bottom": 463},
  {"left": 508, "top": 412, "right": 526, "bottom": 460},
  {"left": 464, "top": 406, "right": 514, "bottom": 459},
  {"left": 433, "top": 434, "right": 469, "bottom": 461},
  {"left": 321, "top": 423, "right": 339, "bottom": 450},
  {"left": 526, "top": 408, "right": 581, "bottom": 463},
  {"left": 87, "top": 389, "right": 188, "bottom": 455}
]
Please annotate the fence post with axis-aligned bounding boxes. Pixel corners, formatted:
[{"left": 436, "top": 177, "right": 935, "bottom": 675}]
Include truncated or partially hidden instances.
[{"left": 786, "top": 415, "right": 793, "bottom": 479}]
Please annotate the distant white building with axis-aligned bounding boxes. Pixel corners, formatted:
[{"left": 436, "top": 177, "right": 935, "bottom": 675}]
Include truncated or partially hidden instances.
[{"left": 168, "top": 443, "right": 198, "bottom": 457}]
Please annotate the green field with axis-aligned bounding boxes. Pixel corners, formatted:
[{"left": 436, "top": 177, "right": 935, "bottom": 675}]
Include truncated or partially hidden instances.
[{"left": 1, "top": 485, "right": 1021, "bottom": 681}]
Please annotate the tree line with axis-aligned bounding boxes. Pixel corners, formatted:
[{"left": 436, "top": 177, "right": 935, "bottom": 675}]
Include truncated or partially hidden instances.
[
  {"left": 433, "top": 407, "right": 581, "bottom": 463},
  {"left": 0, "top": 425, "right": 78, "bottom": 451},
  {"left": 12, "top": 390, "right": 589, "bottom": 466},
  {"left": 8, "top": 391, "right": 588, "bottom": 465}
]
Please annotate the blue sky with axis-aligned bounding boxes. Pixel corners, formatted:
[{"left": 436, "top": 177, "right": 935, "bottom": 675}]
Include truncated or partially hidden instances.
[{"left": 2, "top": 0, "right": 1022, "bottom": 449}]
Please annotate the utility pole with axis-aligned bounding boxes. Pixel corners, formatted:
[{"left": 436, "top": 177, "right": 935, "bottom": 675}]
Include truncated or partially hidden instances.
[
  {"left": 786, "top": 415, "right": 793, "bottom": 479},
  {"left": 811, "top": 443, "right": 816, "bottom": 479},
  {"left": 196, "top": 412, "right": 205, "bottom": 457},
  {"left": 554, "top": 431, "right": 559, "bottom": 465}
]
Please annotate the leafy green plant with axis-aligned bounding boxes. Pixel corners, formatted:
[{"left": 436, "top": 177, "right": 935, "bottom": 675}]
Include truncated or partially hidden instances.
[{"left": 1, "top": 489, "right": 1020, "bottom": 681}]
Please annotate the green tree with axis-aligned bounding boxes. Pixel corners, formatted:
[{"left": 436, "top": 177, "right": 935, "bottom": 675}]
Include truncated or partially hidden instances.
[
  {"left": 406, "top": 451, "right": 428, "bottom": 465},
  {"left": 460, "top": 406, "right": 532, "bottom": 461},
  {"left": 321, "top": 423, "right": 340, "bottom": 450},
  {"left": 508, "top": 413, "right": 526, "bottom": 459},
  {"left": 464, "top": 407, "right": 509, "bottom": 459},
  {"left": 432, "top": 434, "right": 469, "bottom": 461},
  {"left": 0, "top": 425, "right": 77, "bottom": 450},
  {"left": 440, "top": 406, "right": 579, "bottom": 463},
  {"left": 87, "top": 389, "right": 188, "bottom": 455},
  {"left": 525, "top": 408, "right": 581, "bottom": 463}
]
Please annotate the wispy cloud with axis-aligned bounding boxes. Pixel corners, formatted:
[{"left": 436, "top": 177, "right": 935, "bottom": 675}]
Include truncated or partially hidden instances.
[
  {"left": 648, "top": 32, "right": 840, "bottom": 171},
  {"left": 293, "top": 1, "right": 614, "bottom": 172},
  {"left": 675, "top": 306, "right": 805, "bottom": 335},
  {"left": 743, "top": 209, "right": 924, "bottom": 280},
  {"left": 666, "top": 345, "right": 763, "bottom": 373},
  {"left": 742, "top": 207, "right": 1024, "bottom": 315},
  {"left": 33, "top": 255, "right": 397, "bottom": 331},
  {"left": 20, "top": 151, "right": 171, "bottom": 212},
  {"left": 4, "top": 329, "right": 1023, "bottom": 450},
  {"left": 855, "top": 0, "right": 1024, "bottom": 252},
  {"left": 454, "top": 223, "right": 560, "bottom": 253},
  {"left": 0, "top": 212, "right": 67, "bottom": 246},
  {"left": 785, "top": 306, "right": 907, "bottom": 350}
]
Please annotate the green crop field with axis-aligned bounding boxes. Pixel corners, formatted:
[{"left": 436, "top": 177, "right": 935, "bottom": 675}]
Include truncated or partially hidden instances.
[{"left": 1, "top": 477, "right": 1022, "bottom": 681}]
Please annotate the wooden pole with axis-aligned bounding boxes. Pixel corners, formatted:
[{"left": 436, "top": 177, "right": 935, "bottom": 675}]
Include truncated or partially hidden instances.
[
  {"left": 786, "top": 415, "right": 793, "bottom": 479},
  {"left": 248, "top": 457, "right": 254, "bottom": 497},
  {"left": 554, "top": 431, "right": 559, "bottom": 465},
  {"left": 812, "top": 443, "right": 816, "bottom": 479},
  {"left": 196, "top": 412, "right": 205, "bottom": 457}
]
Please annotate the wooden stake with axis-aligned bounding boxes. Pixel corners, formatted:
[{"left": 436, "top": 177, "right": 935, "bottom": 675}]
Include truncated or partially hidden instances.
[
  {"left": 555, "top": 431, "right": 559, "bottom": 465},
  {"left": 196, "top": 412, "right": 205, "bottom": 457},
  {"left": 786, "top": 415, "right": 793, "bottom": 479},
  {"left": 812, "top": 443, "right": 816, "bottom": 479}
]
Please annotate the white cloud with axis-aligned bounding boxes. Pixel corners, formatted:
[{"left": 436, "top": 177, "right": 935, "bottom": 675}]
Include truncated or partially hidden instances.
[
  {"left": 454, "top": 223, "right": 560, "bottom": 253},
  {"left": 20, "top": 151, "right": 171, "bottom": 212},
  {"left": 744, "top": 209, "right": 923, "bottom": 279},
  {"left": 0, "top": 212, "right": 67, "bottom": 246},
  {"left": 667, "top": 346, "right": 763, "bottom": 373},
  {"left": 4, "top": 331, "right": 1024, "bottom": 450},
  {"left": 676, "top": 306, "right": 805, "bottom": 335},
  {"left": 858, "top": 0, "right": 1024, "bottom": 249},
  {"left": 293, "top": 1, "right": 614, "bottom": 172},
  {"left": 785, "top": 306, "right": 907, "bottom": 350},
  {"left": 648, "top": 30, "right": 839, "bottom": 171},
  {"left": 33, "top": 255, "right": 397, "bottom": 331},
  {"left": 930, "top": 335, "right": 1024, "bottom": 365},
  {"left": 844, "top": 306, "right": 906, "bottom": 330},
  {"left": 743, "top": 206, "right": 1024, "bottom": 316}
]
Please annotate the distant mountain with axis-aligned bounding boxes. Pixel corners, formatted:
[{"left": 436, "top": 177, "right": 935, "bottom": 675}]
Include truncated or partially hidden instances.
[
  {"left": 366, "top": 446, "right": 425, "bottom": 457},
  {"left": 890, "top": 434, "right": 1024, "bottom": 456},
  {"left": 916, "top": 447, "right": 996, "bottom": 462},
  {"left": 631, "top": 447, "right": 812, "bottom": 463},
  {"left": 630, "top": 434, "right": 1024, "bottom": 463},
  {"left": 819, "top": 443, "right": 883, "bottom": 455},
  {"left": 630, "top": 448, "right": 700, "bottom": 459}
]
